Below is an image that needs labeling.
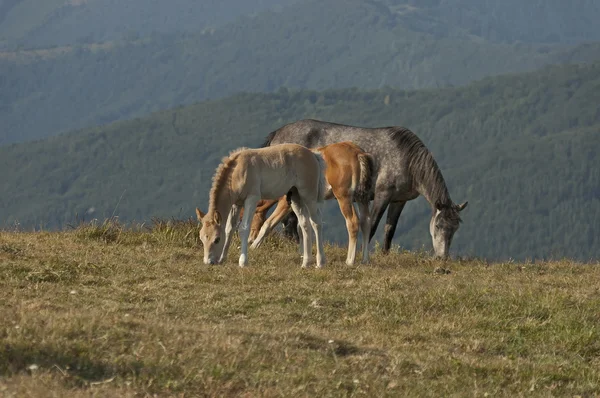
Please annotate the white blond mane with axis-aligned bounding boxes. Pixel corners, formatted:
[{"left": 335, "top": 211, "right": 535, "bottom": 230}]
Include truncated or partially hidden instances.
[{"left": 208, "top": 147, "right": 250, "bottom": 210}]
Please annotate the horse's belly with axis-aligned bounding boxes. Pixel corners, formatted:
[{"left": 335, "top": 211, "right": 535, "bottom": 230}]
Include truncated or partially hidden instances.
[
  {"left": 394, "top": 190, "right": 419, "bottom": 201},
  {"left": 259, "top": 173, "right": 295, "bottom": 200},
  {"left": 384, "top": 176, "right": 419, "bottom": 202}
]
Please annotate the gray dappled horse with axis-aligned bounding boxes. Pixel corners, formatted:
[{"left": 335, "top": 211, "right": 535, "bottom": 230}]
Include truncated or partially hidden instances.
[{"left": 261, "top": 119, "right": 468, "bottom": 259}]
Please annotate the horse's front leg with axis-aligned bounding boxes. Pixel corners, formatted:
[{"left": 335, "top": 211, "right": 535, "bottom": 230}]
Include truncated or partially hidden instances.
[
  {"left": 238, "top": 196, "right": 260, "bottom": 267},
  {"left": 248, "top": 199, "right": 279, "bottom": 244},
  {"left": 281, "top": 213, "right": 300, "bottom": 242},
  {"left": 218, "top": 205, "right": 241, "bottom": 264},
  {"left": 357, "top": 201, "right": 371, "bottom": 264},
  {"left": 382, "top": 201, "right": 406, "bottom": 254},
  {"left": 368, "top": 190, "right": 392, "bottom": 242},
  {"left": 251, "top": 196, "right": 292, "bottom": 249}
]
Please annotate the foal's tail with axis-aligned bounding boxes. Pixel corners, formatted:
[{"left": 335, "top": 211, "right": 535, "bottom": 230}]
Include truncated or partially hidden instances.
[
  {"left": 313, "top": 152, "right": 327, "bottom": 202},
  {"left": 355, "top": 153, "right": 376, "bottom": 203}
]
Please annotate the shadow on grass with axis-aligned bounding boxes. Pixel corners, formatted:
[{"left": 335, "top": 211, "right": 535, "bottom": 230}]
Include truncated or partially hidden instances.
[
  {"left": 0, "top": 342, "right": 180, "bottom": 390},
  {"left": 232, "top": 329, "right": 385, "bottom": 358}
]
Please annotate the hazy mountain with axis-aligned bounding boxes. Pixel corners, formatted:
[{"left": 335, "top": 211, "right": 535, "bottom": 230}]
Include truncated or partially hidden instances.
[
  {"left": 1, "top": 62, "right": 598, "bottom": 261},
  {"left": 0, "top": 0, "right": 297, "bottom": 49},
  {"left": 2, "top": 0, "right": 600, "bottom": 145}
]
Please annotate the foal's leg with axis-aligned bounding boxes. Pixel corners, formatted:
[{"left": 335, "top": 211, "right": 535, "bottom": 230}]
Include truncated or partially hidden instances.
[
  {"left": 239, "top": 196, "right": 260, "bottom": 267},
  {"left": 290, "top": 198, "right": 312, "bottom": 268},
  {"left": 304, "top": 200, "right": 326, "bottom": 269},
  {"left": 219, "top": 205, "right": 241, "bottom": 263},
  {"left": 382, "top": 201, "right": 406, "bottom": 254},
  {"left": 357, "top": 201, "right": 372, "bottom": 264},
  {"left": 337, "top": 194, "right": 359, "bottom": 265},
  {"left": 248, "top": 199, "right": 278, "bottom": 244},
  {"left": 251, "top": 196, "right": 292, "bottom": 249}
]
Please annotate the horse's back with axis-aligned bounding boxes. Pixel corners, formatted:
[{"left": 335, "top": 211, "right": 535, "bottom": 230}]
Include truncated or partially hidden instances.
[
  {"left": 235, "top": 143, "right": 322, "bottom": 200},
  {"left": 267, "top": 119, "right": 398, "bottom": 159}
]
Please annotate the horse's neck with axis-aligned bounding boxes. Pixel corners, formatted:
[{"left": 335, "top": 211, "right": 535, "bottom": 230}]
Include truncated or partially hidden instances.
[
  {"left": 414, "top": 169, "right": 451, "bottom": 210},
  {"left": 210, "top": 189, "right": 234, "bottom": 219}
]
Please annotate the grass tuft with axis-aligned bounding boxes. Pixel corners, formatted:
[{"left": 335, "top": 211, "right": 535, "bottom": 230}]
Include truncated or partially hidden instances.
[{"left": 73, "top": 218, "right": 124, "bottom": 243}]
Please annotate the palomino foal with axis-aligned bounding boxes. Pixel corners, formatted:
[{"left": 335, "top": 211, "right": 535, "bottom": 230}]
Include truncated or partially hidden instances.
[
  {"left": 249, "top": 141, "right": 376, "bottom": 265},
  {"left": 195, "top": 144, "right": 326, "bottom": 268}
]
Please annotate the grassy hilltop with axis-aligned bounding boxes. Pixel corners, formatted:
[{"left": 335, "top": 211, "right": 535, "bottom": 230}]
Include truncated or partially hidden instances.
[{"left": 1, "top": 224, "right": 600, "bottom": 396}]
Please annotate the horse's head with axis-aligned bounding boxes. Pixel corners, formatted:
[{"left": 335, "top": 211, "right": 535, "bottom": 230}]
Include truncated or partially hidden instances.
[
  {"left": 196, "top": 208, "right": 225, "bottom": 265},
  {"left": 429, "top": 201, "right": 468, "bottom": 259}
]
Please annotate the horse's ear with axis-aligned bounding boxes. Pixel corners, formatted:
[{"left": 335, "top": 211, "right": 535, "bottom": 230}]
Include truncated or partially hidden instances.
[
  {"left": 196, "top": 208, "right": 206, "bottom": 222},
  {"left": 214, "top": 211, "right": 222, "bottom": 225},
  {"left": 456, "top": 201, "right": 468, "bottom": 211}
]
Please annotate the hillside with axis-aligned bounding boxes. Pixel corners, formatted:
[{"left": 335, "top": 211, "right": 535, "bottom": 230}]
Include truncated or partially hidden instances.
[
  {"left": 1, "top": 228, "right": 599, "bottom": 396},
  {"left": 1, "top": 63, "right": 599, "bottom": 261},
  {"left": 0, "top": 0, "right": 297, "bottom": 49},
  {"left": 3, "top": 0, "right": 600, "bottom": 144},
  {"left": 3, "top": 0, "right": 600, "bottom": 50}
]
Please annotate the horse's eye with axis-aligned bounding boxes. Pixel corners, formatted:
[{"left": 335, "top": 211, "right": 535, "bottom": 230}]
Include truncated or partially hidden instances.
[{"left": 214, "top": 237, "right": 220, "bottom": 244}]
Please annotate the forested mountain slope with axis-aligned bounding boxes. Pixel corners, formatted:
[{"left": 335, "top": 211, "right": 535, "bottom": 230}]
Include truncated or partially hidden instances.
[
  {"left": 1, "top": 63, "right": 598, "bottom": 261},
  {"left": 3, "top": 0, "right": 600, "bottom": 50},
  {"left": 0, "top": 0, "right": 297, "bottom": 49},
  {"left": 2, "top": 0, "right": 600, "bottom": 144}
]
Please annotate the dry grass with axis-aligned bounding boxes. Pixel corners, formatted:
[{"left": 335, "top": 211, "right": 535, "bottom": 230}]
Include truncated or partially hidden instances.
[{"left": 1, "top": 221, "right": 600, "bottom": 397}]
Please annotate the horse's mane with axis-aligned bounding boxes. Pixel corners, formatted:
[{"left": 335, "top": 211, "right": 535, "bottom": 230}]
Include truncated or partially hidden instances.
[
  {"left": 388, "top": 127, "right": 453, "bottom": 212},
  {"left": 208, "top": 147, "right": 249, "bottom": 210},
  {"left": 261, "top": 129, "right": 277, "bottom": 147}
]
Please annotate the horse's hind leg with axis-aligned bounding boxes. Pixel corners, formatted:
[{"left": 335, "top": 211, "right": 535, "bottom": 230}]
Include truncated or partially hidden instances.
[
  {"left": 357, "top": 201, "right": 371, "bottom": 264},
  {"left": 336, "top": 194, "right": 359, "bottom": 265},
  {"left": 382, "top": 201, "right": 406, "bottom": 254},
  {"left": 303, "top": 199, "right": 326, "bottom": 269},
  {"left": 219, "top": 205, "right": 241, "bottom": 263},
  {"left": 289, "top": 198, "right": 313, "bottom": 268},
  {"left": 239, "top": 195, "right": 260, "bottom": 267}
]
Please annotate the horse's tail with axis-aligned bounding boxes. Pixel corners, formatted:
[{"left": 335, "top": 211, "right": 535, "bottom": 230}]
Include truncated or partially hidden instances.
[
  {"left": 313, "top": 152, "right": 327, "bottom": 203},
  {"left": 355, "top": 153, "right": 375, "bottom": 203}
]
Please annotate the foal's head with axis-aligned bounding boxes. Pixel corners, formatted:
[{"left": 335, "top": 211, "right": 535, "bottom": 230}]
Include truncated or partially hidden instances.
[
  {"left": 429, "top": 201, "right": 468, "bottom": 259},
  {"left": 196, "top": 208, "right": 225, "bottom": 265}
]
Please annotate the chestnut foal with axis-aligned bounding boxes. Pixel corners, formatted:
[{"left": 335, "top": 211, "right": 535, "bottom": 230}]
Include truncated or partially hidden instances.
[{"left": 249, "top": 141, "right": 376, "bottom": 265}]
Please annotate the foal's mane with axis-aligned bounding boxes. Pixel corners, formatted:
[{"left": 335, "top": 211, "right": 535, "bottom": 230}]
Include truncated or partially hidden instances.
[
  {"left": 388, "top": 127, "right": 453, "bottom": 212},
  {"left": 208, "top": 147, "right": 249, "bottom": 210}
]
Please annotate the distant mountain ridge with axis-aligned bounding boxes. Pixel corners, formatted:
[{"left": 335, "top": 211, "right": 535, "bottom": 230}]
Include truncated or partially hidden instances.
[
  {"left": 0, "top": 0, "right": 298, "bottom": 49},
  {"left": 1, "top": 62, "right": 598, "bottom": 261},
  {"left": 3, "top": 0, "right": 600, "bottom": 145},
  {"left": 3, "top": 0, "right": 600, "bottom": 50}
]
